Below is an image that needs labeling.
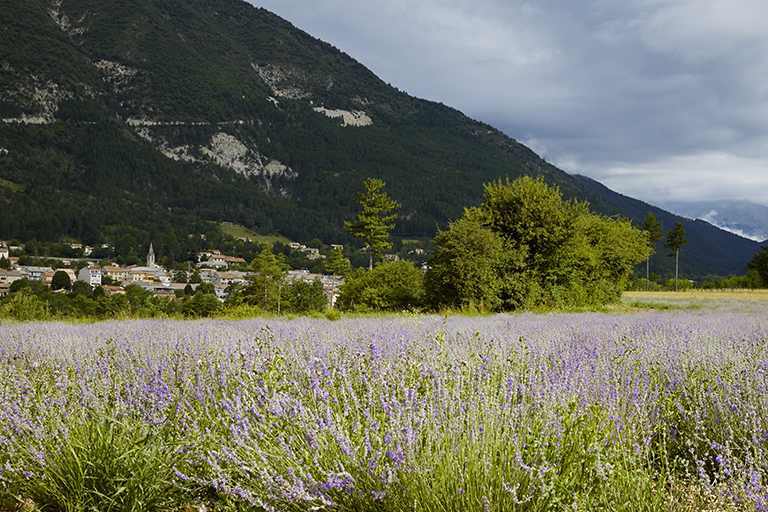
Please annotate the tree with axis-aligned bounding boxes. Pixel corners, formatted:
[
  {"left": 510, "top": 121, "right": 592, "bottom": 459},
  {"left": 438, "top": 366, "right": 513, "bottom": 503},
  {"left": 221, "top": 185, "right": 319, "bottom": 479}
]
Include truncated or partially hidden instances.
[
  {"left": 280, "top": 279, "right": 327, "bottom": 314},
  {"left": 247, "top": 244, "right": 289, "bottom": 314},
  {"left": 51, "top": 270, "right": 71, "bottom": 291},
  {"left": 344, "top": 178, "right": 401, "bottom": 270},
  {"left": 638, "top": 212, "right": 664, "bottom": 291},
  {"left": 188, "top": 269, "right": 203, "bottom": 284},
  {"left": 425, "top": 176, "right": 649, "bottom": 311},
  {"left": 424, "top": 216, "right": 510, "bottom": 311},
  {"left": 747, "top": 245, "right": 768, "bottom": 287},
  {"left": 1, "top": 288, "right": 49, "bottom": 322},
  {"left": 182, "top": 292, "right": 221, "bottom": 317},
  {"left": 197, "top": 282, "right": 215, "bottom": 295},
  {"left": 664, "top": 221, "right": 691, "bottom": 291},
  {"left": 172, "top": 270, "right": 188, "bottom": 283},
  {"left": 325, "top": 246, "right": 351, "bottom": 307},
  {"left": 337, "top": 260, "right": 423, "bottom": 312}
]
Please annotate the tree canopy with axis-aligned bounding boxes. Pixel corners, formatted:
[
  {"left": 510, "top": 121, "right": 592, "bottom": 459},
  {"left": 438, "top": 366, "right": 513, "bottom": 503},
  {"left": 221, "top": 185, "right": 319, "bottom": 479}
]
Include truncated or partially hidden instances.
[
  {"left": 747, "top": 245, "right": 768, "bottom": 287},
  {"left": 424, "top": 176, "right": 649, "bottom": 311}
]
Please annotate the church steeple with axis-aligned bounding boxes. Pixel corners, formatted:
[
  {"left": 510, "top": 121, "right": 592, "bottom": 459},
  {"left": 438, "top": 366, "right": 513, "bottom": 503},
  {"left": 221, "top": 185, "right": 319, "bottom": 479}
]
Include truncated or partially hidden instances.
[{"left": 147, "top": 243, "right": 155, "bottom": 267}]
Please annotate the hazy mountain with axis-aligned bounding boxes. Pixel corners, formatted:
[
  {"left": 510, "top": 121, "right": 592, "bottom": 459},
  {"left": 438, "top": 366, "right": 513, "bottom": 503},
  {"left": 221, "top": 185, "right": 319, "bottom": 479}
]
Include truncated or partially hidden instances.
[{"left": 656, "top": 200, "right": 768, "bottom": 243}]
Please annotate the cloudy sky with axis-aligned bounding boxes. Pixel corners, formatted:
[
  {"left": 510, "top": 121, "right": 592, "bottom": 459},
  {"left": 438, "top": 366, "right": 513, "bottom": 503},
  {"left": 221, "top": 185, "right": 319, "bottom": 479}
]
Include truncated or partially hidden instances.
[{"left": 249, "top": 0, "right": 768, "bottom": 209}]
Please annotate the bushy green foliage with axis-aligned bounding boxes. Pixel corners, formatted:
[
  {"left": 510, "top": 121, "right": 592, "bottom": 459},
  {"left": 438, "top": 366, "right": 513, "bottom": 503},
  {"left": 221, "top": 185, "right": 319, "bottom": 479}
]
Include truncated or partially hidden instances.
[
  {"left": 1, "top": 288, "right": 49, "bottom": 321},
  {"left": 14, "top": 411, "right": 189, "bottom": 512},
  {"left": 425, "top": 177, "right": 649, "bottom": 311},
  {"left": 336, "top": 260, "right": 423, "bottom": 312},
  {"left": 747, "top": 245, "right": 768, "bottom": 287},
  {"left": 280, "top": 279, "right": 328, "bottom": 314}
]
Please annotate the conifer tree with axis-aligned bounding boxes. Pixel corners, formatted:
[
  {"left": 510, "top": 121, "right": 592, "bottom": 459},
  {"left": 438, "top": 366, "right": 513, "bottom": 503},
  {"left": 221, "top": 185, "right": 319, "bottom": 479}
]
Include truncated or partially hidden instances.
[
  {"left": 344, "top": 178, "right": 400, "bottom": 270},
  {"left": 664, "top": 221, "right": 691, "bottom": 291}
]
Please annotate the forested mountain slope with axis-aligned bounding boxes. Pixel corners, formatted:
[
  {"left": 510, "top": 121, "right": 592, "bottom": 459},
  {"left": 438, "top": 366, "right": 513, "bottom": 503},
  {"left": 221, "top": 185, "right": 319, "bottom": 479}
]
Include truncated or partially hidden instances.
[{"left": 0, "top": 0, "right": 615, "bottom": 256}]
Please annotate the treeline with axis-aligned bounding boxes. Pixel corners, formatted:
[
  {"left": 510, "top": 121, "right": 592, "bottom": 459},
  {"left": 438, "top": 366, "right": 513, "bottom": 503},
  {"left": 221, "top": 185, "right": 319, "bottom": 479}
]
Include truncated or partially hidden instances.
[{"left": 0, "top": 274, "right": 328, "bottom": 322}]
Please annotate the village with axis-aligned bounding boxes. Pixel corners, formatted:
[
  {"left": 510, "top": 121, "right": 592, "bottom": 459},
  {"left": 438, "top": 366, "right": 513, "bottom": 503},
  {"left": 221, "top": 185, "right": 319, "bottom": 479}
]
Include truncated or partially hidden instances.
[{"left": 0, "top": 241, "right": 346, "bottom": 305}]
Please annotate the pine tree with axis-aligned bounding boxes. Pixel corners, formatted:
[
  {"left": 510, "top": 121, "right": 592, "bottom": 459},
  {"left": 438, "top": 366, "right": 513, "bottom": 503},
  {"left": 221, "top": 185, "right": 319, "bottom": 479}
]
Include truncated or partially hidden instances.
[
  {"left": 664, "top": 222, "right": 691, "bottom": 291},
  {"left": 344, "top": 178, "right": 400, "bottom": 270}
]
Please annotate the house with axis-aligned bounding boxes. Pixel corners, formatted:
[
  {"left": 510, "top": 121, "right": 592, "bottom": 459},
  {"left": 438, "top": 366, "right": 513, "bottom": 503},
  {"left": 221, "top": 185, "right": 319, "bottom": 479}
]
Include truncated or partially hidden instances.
[
  {"left": 0, "top": 245, "right": 8, "bottom": 260},
  {"left": 101, "top": 265, "right": 128, "bottom": 283},
  {"left": 0, "top": 269, "right": 25, "bottom": 285},
  {"left": 78, "top": 266, "right": 102, "bottom": 287},
  {"left": 41, "top": 271, "right": 56, "bottom": 286},
  {"left": 199, "top": 268, "right": 217, "bottom": 283},
  {"left": 224, "top": 256, "right": 246, "bottom": 267},
  {"left": 101, "top": 285, "right": 125, "bottom": 296},
  {"left": 127, "top": 266, "right": 169, "bottom": 284},
  {"left": 213, "top": 271, "right": 239, "bottom": 288},
  {"left": 0, "top": 269, "right": 25, "bottom": 296},
  {"left": 26, "top": 266, "right": 54, "bottom": 281}
]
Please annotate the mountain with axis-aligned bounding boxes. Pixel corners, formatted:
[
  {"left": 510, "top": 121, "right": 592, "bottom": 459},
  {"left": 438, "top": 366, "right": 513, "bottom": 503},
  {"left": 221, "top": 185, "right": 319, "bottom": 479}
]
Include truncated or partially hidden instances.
[
  {"left": 656, "top": 200, "right": 768, "bottom": 243},
  {"left": 573, "top": 175, "right": 761, "bottom": 280},
  {"left": 0, "top": 0, "right": 758, "bottom": 280},
  {"left": 0, "top": 0, "right": 617, "bottom": 254}
]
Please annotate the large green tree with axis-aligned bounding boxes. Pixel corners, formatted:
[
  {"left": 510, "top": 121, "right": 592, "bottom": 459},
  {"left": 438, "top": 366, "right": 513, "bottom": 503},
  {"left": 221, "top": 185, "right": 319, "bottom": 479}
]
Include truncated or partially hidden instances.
[
  {"left": 664, "top": 222, "right": 691, "bottom": 292},
  {"left": 638, "top": 212, "right": 664, "bottom": 291},
  {"left": 423, "top": 216, "right": 513, "bottom": 311},
  {"left": 344, "top": 178, "right": 401, "bottom": 270},
  {"left": 425, "top": 176, "right": 649, "bottom": 311},
  {"left": 51, "top": 270, "right": 71, "bottom": 291}
]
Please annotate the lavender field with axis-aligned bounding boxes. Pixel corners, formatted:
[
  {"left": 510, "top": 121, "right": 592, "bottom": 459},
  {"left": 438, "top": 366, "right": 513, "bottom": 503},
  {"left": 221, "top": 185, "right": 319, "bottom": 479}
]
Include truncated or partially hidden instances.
[{"left": 1, "top": 298, "right": 767, "bottom": 511}]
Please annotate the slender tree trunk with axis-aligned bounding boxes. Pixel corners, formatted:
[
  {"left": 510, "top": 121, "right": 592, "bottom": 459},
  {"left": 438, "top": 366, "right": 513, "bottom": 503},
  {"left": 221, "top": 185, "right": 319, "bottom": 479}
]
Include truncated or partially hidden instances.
[
  {"left": 675, "top": 250, "right": 679, "bottom": 291},
  {"left": 646, "top": 257, "right": 650, "bottom": 291}
]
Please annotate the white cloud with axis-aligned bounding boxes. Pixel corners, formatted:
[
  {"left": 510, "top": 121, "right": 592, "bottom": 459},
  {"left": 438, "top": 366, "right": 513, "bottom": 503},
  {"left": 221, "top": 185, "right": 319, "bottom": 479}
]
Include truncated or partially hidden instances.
[{"left": 596, "top": 152, "right": 768, "bottom": 206}]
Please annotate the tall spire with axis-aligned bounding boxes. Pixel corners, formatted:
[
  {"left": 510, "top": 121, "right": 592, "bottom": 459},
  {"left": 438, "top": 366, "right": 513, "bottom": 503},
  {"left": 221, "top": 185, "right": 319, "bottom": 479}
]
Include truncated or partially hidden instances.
[{"left": 147, "top": 243, "right": 155, "bottom": 267}]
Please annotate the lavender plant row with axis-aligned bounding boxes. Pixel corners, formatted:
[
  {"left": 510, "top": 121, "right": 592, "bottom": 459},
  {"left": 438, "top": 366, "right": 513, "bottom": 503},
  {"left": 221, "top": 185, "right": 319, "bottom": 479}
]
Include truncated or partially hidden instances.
[{"left": 1, "top": 301, "right": 767, "bottom": 511}]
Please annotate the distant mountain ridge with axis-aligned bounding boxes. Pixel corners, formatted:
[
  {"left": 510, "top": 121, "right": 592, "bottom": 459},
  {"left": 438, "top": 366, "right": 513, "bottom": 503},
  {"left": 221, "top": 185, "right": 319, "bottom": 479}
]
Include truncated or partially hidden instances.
[
  {"left": 656, "top": 200, "right": 768, "bottom": 243},
  {"left": 0, "top": 0, "right": 760, "bottom": 280}
]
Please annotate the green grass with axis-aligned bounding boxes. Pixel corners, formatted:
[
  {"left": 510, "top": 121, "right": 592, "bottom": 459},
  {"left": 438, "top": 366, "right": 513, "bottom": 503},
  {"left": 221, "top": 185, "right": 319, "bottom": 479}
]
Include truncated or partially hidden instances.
[{"left": 219, "top": 222, "right": 292, "bottom": 245}]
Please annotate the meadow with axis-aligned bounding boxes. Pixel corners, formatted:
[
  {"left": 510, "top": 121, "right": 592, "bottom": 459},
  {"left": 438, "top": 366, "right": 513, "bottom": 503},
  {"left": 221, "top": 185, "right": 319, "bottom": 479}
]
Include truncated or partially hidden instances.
[{"left": 1, "top": 296, "right": 767, "bottom": 511}]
